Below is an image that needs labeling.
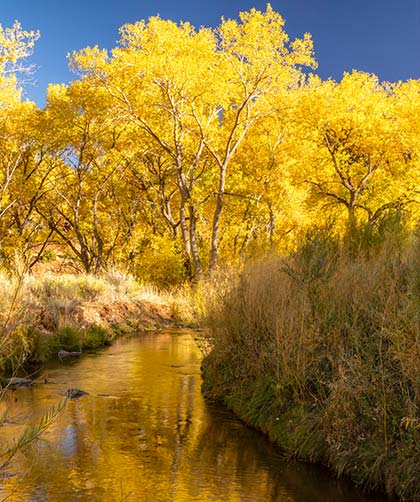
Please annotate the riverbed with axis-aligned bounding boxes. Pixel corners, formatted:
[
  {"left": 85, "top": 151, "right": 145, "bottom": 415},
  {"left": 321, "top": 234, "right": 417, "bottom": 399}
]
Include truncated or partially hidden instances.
[{"left": 0, "top": 331, "right": 383, "bottom": 501}]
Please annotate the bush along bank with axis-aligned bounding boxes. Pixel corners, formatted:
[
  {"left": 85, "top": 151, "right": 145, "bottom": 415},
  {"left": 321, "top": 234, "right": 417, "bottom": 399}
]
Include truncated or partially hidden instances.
[
  {"left": 201, "top": 228, "right": 420, "bottom": 501},
  {"left": 0, "top": 272, "right": 184, "bottom": 376}
]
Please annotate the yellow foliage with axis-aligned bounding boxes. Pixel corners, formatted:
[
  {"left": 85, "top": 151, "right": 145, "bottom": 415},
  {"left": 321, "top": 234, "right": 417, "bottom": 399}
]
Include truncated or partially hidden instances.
[{"left": 0, "top": 11, "right": 419, "bottom": 284}]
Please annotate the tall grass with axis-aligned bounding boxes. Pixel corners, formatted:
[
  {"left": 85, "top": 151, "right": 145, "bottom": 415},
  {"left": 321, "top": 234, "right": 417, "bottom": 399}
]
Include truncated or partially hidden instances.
[
  {"left": 202, "top": 225, "right": 420, "bottom": 500},
  {"left": 0, "top": 270, "right": 35, "bottom": 375}
]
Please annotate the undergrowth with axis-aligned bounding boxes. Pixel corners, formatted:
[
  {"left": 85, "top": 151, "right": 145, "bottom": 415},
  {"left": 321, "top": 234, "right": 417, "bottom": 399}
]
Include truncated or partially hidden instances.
[{"left": 202, "top": 222, "right": 420, "bottom": 501}]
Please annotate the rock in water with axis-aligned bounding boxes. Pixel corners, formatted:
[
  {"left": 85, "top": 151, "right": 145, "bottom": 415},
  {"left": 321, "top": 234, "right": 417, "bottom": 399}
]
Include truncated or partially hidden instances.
[
  {"left": 7, "top": 377, "right": 33, "bottom": 389},
  {"left": 65, "top": 388, "right": 89, "bottom": 399},
  {"left": 58, "top": 350, "right": 82, "bottom": 360}
]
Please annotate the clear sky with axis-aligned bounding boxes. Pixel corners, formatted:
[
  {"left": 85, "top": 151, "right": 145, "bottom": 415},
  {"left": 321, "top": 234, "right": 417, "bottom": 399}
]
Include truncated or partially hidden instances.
[{"left": 1, "top": 0, "right": 420, "bottom": 106}]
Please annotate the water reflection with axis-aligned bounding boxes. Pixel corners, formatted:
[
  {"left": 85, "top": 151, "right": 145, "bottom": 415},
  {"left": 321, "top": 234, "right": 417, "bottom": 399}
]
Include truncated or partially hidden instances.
[{"left": 0, "top": 332, "right": 381, "bottom": 502}]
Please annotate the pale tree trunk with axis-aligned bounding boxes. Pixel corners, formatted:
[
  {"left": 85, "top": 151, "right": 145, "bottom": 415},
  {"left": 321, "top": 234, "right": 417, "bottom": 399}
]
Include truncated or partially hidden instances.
[
  {"left": 209, "top": 164, "right": 227, "bottom": 272},
  {"left": 189, "top": 205, "right": 202, "bottom": 280},
  {"left": 178, "top": 172, "right": 202, "bottom": 281}
]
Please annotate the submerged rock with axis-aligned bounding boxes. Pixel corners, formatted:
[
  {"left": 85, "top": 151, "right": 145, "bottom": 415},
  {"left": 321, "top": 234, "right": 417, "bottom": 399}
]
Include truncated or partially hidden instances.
[
  {"left": 58, "top": 350, "right": 82, "bottom": 360},
  {"left": 7, "top": 377, "right": 33, "bottom": 389},
  {"left": 200, "top": 357, "right": 209, "bottom": 372},
  {"left": 65, "top": 388, "right": 89, "bottom": 399}
]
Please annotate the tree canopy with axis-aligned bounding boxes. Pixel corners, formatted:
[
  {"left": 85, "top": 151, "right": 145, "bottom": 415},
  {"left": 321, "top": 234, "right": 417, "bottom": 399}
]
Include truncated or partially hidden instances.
[{"left": 1, "top": 6, "right": 420, "bottom": 282}]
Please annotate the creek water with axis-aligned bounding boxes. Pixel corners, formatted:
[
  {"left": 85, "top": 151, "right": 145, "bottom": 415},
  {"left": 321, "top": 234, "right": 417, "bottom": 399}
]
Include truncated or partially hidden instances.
[{"left": 0, "top": 331, "right": 382, "bottom": 502}]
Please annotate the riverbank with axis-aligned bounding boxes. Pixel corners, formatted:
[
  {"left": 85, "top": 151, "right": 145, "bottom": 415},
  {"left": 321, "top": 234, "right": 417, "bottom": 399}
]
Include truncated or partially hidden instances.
[
  {"left": 201, "top": 231, "right": 420, "bottom": 502},
  {"left": 0, "top": 272, "right": 192, "bottom": 375}
]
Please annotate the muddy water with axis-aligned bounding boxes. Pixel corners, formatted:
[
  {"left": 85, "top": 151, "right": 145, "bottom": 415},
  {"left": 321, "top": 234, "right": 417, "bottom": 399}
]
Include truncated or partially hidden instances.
[{"left": 0, "top": 331, "right": 382, "bottom": 502}]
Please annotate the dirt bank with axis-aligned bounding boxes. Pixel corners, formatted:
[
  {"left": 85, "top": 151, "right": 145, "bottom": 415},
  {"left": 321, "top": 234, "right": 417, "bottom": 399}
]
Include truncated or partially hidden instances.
[{"left": 39, "top": 299, "right": 176, "bottom": 333}]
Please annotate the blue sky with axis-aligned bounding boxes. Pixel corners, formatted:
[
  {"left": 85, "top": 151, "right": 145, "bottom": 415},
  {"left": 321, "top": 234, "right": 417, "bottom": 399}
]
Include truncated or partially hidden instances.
[{"left": 1, "top": 0, "right": 420, "bottom": 106}]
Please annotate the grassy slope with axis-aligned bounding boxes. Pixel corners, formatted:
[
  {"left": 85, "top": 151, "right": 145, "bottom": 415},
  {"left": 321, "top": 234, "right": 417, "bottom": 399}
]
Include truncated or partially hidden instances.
[{"left": 0, "top": 272, "right": 195, "bottom": 374}]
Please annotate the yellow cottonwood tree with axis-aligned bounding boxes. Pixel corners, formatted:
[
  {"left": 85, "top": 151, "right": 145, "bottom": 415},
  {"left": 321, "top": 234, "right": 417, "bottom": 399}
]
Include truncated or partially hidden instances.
[
  {"left": 70, "top": 5, "right": 316, "bottom": 279},
  {"left": 39, "top": 81, "right": 136, "bottom": 273},
  {"left": 3, "top": 13, "right": 420, "bottom": 283},
  {"left": 0, "top": 21, "right": 39, "bottom": 104},
  {"left": 294, "top": 72, "right": 419, "bottom": 234},
  {"left": 0, "top": 22, "right": 48, "bottom": 266}
]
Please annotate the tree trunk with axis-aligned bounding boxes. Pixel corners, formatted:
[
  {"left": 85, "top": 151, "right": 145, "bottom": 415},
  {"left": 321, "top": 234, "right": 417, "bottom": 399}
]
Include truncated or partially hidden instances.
[
  {"left": 347, "top": 192, "right": 359, "bottom": 256},
  {"left": 209, "top": 165, "right": 226, "bottom": 273},
  {"left": 189, "top": 205, "right": 202, "bottom": 281}
]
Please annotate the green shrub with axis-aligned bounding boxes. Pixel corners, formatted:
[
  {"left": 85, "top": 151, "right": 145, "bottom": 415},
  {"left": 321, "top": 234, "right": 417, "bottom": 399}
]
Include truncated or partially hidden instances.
[
  {"left": 56, "top": 326, "right": 82, "bottom": 352},
  {"left": 81, "top": 325, "right": 112, "bottom": 349}
]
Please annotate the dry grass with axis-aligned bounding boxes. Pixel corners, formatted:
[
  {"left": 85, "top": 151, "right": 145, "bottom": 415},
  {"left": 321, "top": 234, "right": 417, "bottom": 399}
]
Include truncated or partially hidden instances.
[
  {"left": 0, "top": 271, "right": 189, "bottom": 372},
  {"left": 25, "top": 271, "right": 168, "bottom": 305},
  {"left": 202, "top": 228, "right": 420, "bottom": 501}
]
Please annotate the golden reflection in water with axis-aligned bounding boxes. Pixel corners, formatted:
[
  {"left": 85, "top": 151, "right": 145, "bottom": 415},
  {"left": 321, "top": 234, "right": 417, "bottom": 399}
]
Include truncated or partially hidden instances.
[{"left": 0, "top": 332, "right": 380, "bottom": 502}]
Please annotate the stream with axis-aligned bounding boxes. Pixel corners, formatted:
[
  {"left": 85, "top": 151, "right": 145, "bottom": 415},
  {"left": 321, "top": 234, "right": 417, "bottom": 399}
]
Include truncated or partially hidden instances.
[{"left": 0, "top": 330, "right": 383, "bottom": 501}]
